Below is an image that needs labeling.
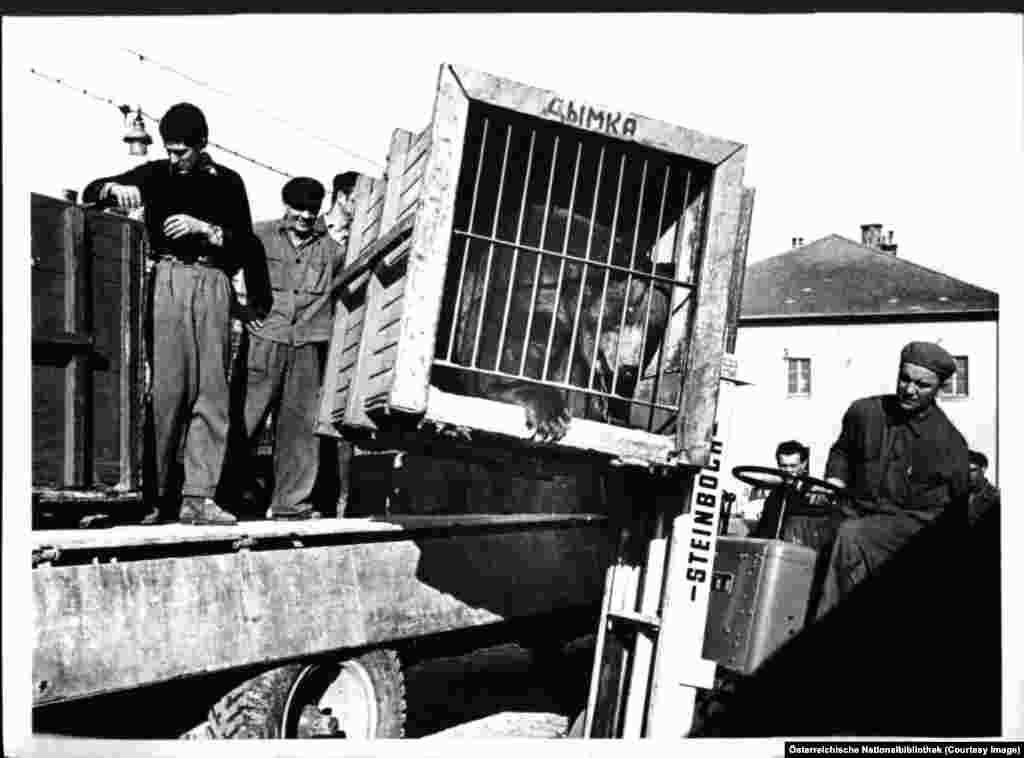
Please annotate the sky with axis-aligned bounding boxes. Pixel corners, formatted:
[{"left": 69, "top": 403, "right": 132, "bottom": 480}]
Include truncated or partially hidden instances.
[
  {"left": 3, "top": 13, "right": 1023, "bottom": 748},
  {"left": 3, "top": 14, "right": 1022, "bottom": 291}
]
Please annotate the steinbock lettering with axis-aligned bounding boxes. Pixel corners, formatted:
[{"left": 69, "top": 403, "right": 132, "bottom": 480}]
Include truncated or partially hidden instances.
[
  {"left": 543, "top": 96, "right": 638, "bottom": 140},
  {"left": 685, "top": 435, "right": 724, "bottom": 598}
]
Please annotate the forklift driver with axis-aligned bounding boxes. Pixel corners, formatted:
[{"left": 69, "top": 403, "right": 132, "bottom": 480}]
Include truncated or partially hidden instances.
[
  {"left": 750, "top": 440, "right": 837, "bottom": 550},
  {"left": 815, "top": 341, "right": 969, "bottom": 619}
]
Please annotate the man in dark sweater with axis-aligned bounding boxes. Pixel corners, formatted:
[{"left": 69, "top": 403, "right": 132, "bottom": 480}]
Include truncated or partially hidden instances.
[
  {"left": 83, "top": 102, "right": 265, "bottom": 525},
  {"left": 816, "top": 341, "right": 969, "bottom": 617}
]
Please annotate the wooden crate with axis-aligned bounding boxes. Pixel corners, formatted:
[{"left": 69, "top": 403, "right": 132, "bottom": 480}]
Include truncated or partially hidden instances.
[
  {"left": 31, "top": 194, "right": 147, "bottom": 498},
  {"left": 320, "top": 64, "right": 749, "bottom": 469}
]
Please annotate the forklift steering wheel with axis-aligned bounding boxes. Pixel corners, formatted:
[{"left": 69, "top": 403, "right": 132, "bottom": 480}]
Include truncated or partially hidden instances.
[{"left": 731, "top": 465, "right": 849, "bottom": 503}]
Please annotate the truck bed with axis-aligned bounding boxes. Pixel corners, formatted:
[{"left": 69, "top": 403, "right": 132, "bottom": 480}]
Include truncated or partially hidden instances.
[{"left": 33, "top": 513, "right": 612, "bottom": 706}]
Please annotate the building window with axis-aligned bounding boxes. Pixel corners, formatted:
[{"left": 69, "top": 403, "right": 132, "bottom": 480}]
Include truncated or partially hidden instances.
[
  {"left": 940, "top": 356, "right": 969, "bottom": 398},
  {"left": 786, "top": 357, "right": 811, "bottom": 397}
]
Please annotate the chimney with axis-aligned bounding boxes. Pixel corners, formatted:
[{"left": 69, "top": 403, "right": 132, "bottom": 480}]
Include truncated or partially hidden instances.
[
  {"left": 792, "top": 237, "right": 798, "bottom": 248},
  {"left": 792, "top": 236, "right": 805, "bottom": 249},
  {"left": 860, "top": 223, "right": 883, "bottom": 249},
  {"left": 878, "top": 228, "right": 898, "bottom": 256}
]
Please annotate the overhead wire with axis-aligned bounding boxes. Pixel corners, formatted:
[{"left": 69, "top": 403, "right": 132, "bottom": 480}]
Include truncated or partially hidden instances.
[
  {"left": 121, "top": 47, "right": 385, "bottom": 169},
  {"left": 28, "top": 67, "right": 296, "bottom": 179}
]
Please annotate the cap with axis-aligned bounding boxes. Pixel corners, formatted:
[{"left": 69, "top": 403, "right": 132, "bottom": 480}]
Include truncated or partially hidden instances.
[
  {"left": 282, "top": 177, "right": 326, "bottom": 214},
  {"left": 899, "top": 341, "right": 957, "bottom": 382}
]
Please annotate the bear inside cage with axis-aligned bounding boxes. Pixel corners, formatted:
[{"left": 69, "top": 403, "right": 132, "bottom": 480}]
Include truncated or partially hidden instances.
[{"left": 432, "top": 102, "right": 714, "bottom": 440}]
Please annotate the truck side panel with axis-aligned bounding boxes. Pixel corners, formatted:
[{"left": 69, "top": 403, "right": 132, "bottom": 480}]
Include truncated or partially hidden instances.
[{"left": 34, "top": 520, "right": 610, "bottom": 705}]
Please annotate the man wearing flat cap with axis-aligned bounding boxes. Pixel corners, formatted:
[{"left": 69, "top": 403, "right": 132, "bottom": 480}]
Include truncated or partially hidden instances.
[
  {"left": 815, "top": 341, "right": 969, "bottom": 618},
  {"left": 238, "top": 176, "right": 345, "bottom": 520}
]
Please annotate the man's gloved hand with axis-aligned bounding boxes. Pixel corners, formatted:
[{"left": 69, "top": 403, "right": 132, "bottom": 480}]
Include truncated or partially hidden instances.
[
  {"left": 163, "top": 213, "right": 214, "bottom": 240},
  {"left": 805, "top": 477, "right": 846, "bottom": 507},
  {"left": 805, "top": 488, "right": 831, "bottom": 507}
]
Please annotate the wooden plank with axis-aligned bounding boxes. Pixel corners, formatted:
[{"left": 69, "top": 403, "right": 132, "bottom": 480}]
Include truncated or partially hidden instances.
[
  {"left": 32, "top": 364, "right": 67, "bottom": 486},
  {"left": 31, "top": 271, "right": 68, "bottom": 339},
  {"left": 343, "top": 174, "right": 378, "bottom": 268},
  {"left": 410, "top": 123, "right": 432, "bottom": 156},
  {"left": 425, "top": 387, "right": 687, "bottom": 468},
  {"left": 399, "top": 126, "right": 432, "bottom": 215},
  {"left": 386, "top": 64, "right": 471, "bottom": 415},
  {"left": 380, "top": 128, "right": 414, "bottom": 233},
  {"left": 402, "top": 149, "right": 428, "bottom": 196},
  {"left": 31, "top": 512, "right": 606, "bottom": 553},
  {"left": 315, "top": 301, "right": 351, "bottom": 438},
  {"left": 724, "top": 186, "right": 756, "bottom": 354},
  {"left": 64, "top": 205, "right": 90, "bottom": 487},
  {"left": 358, "top": 182, "right": 387, "bottom": 253},
  {"left": 396, "top": 186, "right": 423, "bottom": 226},
  {"left": 676, "top": 148, "right": 747, "bottom": 467},
  {"left": 130, "top": 223, "right": 148, "bottom": 492},
  {"left": 449, "top": 63, "right": 743, "bottom": 166},
  {"left": 346, "top": 273, "right": 385, "bottom": 429},
  {"left": 33, "top": 522, "right": 611, "bottom": 704}
]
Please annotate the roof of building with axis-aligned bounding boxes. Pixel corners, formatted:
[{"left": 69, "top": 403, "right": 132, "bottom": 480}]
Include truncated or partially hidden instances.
[{"left": 740, "top": 234, "right": 999, "bottom": 321}]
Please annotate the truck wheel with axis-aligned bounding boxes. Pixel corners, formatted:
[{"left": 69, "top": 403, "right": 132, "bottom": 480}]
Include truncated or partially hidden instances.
[{"left": 198, "top": 650, "right": 406, "bottom": 739}]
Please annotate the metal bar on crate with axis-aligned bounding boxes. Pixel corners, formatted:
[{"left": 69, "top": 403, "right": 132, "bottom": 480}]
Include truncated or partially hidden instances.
[
  {"left": 470, "top": 123, "right": 513, "bottom": 368},
  {"left": 494, "top": 129, "right": 537, "bottom": 370},
  {"left": 564, "top": 145, "right": 606, "bottom": 384},
  {"left": 609, "top": 159, "right": 650, "bottom": 394},
  {"left": 588, "top": 153, "right": 627, "bottom": 392},
  {"left": 519, "top": 134, "right": 560, "bottom": 377},
  {"left": 431, "top": 360, "right": 681, "bottom": 413},
  {"left": 444, "top": 117, "right": 490, "bottom": 362},
  {"left": 640, "top": 163, "right": 672, "bottom": 432},
  {"left": 541, "top": 140, "right": 583, "bottom": 381},
  {"left": 450, "top": 229, "right": 689, "bottom": 290}
]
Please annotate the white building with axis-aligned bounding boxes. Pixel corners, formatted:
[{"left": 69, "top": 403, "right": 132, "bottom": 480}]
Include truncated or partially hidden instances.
[{"left": 730, "top": 224, "right": 999, "bottom": 492}]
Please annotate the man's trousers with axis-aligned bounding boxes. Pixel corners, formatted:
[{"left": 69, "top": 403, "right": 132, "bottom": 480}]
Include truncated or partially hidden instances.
[
  {"left": 243, "top": 335, "right": 325, "bottom": 515},
  {"left": 816, "top": 510, "right": 927, "bottom": 619},
  {"left": 150, "top": 259, "right": 233, "bottom": 501}
]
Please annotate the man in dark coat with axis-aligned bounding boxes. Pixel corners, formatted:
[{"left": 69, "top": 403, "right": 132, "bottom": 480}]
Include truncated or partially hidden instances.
[
  {"left": 967, "top": 450, "right": 1000, "bottom": 527},
  {"left": 816, "top": 341, "right": 969, "bottom": 618},
  {"left": 83, "top": 102, "right": 267, "bottom": 525}
]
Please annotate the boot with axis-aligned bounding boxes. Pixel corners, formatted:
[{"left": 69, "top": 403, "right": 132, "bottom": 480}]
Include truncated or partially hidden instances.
[
  {"left": 140, "top": 507, "right": 163, "bottom": 526},
  {"left": 179, "top": 496, "right": 238, "bottom": 526},
  {"left": 270, "top": 503, "right": 322, "bottom": 521}
]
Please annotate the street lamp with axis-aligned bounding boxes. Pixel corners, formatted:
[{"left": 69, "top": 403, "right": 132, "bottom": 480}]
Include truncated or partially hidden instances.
[{"left": 120, "top": 105, "right": 152, "bottom": 157}]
